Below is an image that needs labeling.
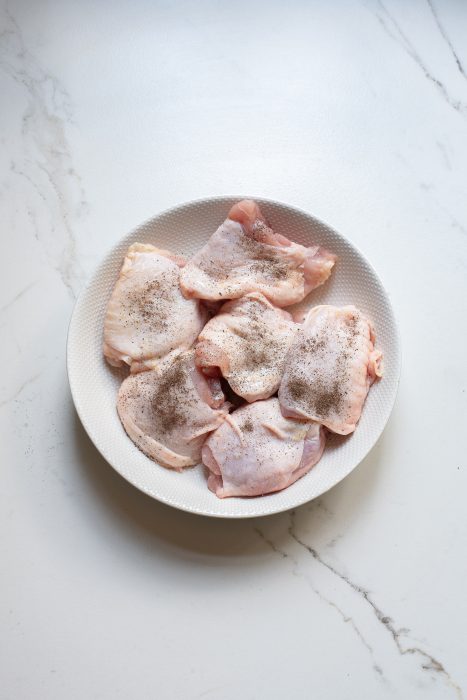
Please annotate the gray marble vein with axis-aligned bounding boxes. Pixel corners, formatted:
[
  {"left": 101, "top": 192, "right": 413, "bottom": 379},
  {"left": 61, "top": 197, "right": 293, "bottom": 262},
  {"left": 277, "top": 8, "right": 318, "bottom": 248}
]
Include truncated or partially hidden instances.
[
  {"left": 0, "top": 5, "right": 87, "bottom": 298},
  {"left": 372, "top": 0, "right": 467, "bottom": 118},
  {"left": 426, "top": 195, "right": 467, "bottom": 238},
  {"left": 436, "top": 141, "right": 453, "bottom": 170},
  {"left": 426, "top": 0, "right": 467, "bottom": 81},
  {"left": 256, "top": 510, "right": 463, "bottom": 699},
  {"left": 394, "top": 149, "right": 467, "bottom": 238},
  {"left": 254, "top": 524, "right": 385, "bottom": 681},
  {"left": 0, "top": 280, "right": 37, "bottom": 314},
  {"left": 289, "top": 511, "right": 463, "bottom": 699},
  {"left": 0, "top": 371, "right": 42, "bottom": 408}
]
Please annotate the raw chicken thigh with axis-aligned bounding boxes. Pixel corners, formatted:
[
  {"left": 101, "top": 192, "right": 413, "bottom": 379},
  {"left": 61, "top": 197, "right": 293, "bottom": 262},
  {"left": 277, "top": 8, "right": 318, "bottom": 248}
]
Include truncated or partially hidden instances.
[
  {"left": 195, "top": 293, "right": 298, "bottom": 402},
  {"left": 117, "top": 350, "right": 229, "bottom": 469},
  {"left": 104, "top": 243, "right": 207, "bottom": 372},
  {"left": 279, "top": 305, "right": 382, "bottom": 435},
  {"left": 203, "top": 398, "right": 325, "bottom": 498},
  {"left": 180, "top": 200, "right": 336, "bottom": 307},
  {"left": 102, "top": 199, "right": 384, "bottom": 500}
]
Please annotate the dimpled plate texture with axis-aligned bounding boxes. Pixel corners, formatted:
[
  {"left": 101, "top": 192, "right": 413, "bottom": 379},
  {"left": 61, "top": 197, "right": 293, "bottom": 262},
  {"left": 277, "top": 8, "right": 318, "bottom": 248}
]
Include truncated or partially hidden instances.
[{"left": 67, "top": 197, "right": 400, "bottom": 518}]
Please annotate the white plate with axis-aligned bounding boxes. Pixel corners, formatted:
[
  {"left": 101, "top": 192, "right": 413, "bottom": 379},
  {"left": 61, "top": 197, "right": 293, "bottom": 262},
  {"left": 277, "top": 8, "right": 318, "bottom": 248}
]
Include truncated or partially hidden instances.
[{"left": 67, "top": 197, "right": 400, "bottom": 518}]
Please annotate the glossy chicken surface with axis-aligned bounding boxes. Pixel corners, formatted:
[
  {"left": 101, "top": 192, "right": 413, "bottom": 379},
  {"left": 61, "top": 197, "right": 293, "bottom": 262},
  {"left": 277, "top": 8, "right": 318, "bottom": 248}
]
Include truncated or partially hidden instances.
[
  {"left": 180, "top": 200, "right": 336, "bottom": 307},
  {"left": 202, "top": 398, "right": 325, "bottom": 498},
  {"left": 117, "top": 350, "right": 229, "bottom": 469},
  {"left": 195, "top": 292, "right": 298, "bottom": 402},
  {"left": 279, "top": 305, "right": 382, "bottom": 434},
  {"left": 104, "top": 243, "right": 207, "bottom": 372}
]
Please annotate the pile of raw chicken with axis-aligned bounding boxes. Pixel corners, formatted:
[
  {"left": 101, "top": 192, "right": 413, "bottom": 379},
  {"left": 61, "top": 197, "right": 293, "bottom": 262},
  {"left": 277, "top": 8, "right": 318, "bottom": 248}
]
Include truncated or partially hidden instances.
[{"left": 103, "top": 200, "right": 382, "bottom": 498}]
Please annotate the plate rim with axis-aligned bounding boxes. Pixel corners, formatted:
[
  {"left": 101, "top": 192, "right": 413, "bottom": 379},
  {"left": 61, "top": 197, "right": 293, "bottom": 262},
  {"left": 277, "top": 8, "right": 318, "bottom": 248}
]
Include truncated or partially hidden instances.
[{"left": 67, "top": 195, "right": 402, "bottom": 518}]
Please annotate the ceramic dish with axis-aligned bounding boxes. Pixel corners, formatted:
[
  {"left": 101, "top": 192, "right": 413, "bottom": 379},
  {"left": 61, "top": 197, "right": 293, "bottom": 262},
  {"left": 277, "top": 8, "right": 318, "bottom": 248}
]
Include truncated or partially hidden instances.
[{"left": 67, "top": 197, "right": 400, "bottom": 518}]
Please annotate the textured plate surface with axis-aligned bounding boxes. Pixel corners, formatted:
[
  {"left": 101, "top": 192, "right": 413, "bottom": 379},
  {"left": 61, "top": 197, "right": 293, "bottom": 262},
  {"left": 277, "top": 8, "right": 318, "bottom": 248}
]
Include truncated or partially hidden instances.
[{"left": 67, "top": 197, "right": 400, "bottom": 518}]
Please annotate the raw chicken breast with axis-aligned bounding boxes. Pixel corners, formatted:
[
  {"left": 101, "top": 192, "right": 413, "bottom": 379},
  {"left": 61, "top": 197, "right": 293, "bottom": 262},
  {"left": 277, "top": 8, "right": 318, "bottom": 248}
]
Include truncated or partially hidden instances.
[
  {"left": 202, "top": 398, "right": 325, "bottom": 498},
  {"left": 117, "top": 350, "right": 229, "bottom": 469},
  {"left": 195, "top": 293, "right": 298, "bottom": 402},
  {"left": 279, "top": 305, "right": 383, "bottom": 435},
  {"left": 104, "top": 243, "right": 207, "bottom": 372},
  {"left": 180, "top": 200, "right": 336, "bottom": 307}
]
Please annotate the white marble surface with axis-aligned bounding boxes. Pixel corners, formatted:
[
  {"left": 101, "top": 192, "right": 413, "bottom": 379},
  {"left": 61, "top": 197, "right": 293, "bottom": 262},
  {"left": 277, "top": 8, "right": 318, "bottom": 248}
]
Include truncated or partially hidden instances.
[{"left": 1, "top": 0, "right": 467, "bottom": 697}]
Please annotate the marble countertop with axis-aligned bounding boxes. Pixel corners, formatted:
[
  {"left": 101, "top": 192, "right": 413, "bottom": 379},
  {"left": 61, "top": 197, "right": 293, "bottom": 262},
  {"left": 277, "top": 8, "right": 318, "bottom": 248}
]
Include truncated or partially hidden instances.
[{"left": 1, "top": 1, "right": 467, "bottom": 698}]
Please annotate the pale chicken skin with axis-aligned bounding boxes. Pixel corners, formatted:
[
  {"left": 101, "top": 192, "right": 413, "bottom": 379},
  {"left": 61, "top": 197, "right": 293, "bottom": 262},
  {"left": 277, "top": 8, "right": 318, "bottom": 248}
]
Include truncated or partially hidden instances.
[
  {"left": 117, "top": 350, "right": 229, "bottom": 470},
  {"left": 104, "top": 243, "right": 207, "bottom": 372},
  {"left": 202, "top": 398, "right": 326, "bottom": 498},
  {"left": 195, "top": 293, "right": 298, "bottom": 402},
  {"left": 180, "top": 200, "right": 336, "bottom": 307},
  {"left": 279, "top": 305, "right": 383, "bottom": 435}
]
